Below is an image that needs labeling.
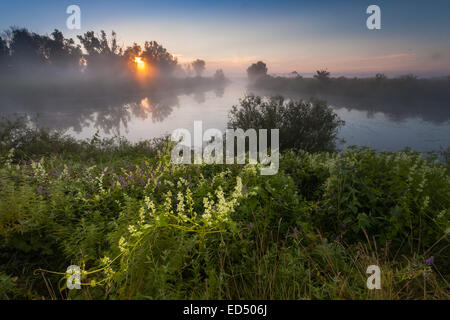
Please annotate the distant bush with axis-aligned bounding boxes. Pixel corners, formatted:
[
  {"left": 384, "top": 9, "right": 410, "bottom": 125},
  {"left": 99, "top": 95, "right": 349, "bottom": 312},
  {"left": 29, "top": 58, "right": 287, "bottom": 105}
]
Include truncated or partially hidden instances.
[
  {"left": 228, "top": 95, "right": 344, "bottom": 152},
  {"left": 247, "top": 61, "right": 268, "bottom": 82}
]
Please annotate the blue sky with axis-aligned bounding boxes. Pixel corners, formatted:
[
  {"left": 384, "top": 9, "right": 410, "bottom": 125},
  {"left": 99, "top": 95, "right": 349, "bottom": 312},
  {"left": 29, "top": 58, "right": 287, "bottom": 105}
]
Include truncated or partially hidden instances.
[{"left": 1, "top": 0, "right": 449, "bottom": 76}]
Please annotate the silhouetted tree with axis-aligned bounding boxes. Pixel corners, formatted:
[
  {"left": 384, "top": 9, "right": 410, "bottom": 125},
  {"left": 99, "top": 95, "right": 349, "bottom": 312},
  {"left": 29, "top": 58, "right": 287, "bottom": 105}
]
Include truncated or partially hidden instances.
[
  {"left": 398, "top": 74, "right": 418, "bottom": 81},
  {"left": 141, "top": 41, "right": 178, "bottom": 76},
  {"left": 247, "top": 61, "right": 267, "bottom": 81},
  {"left": 314, "top": 69, "right": 331, "bottom": 82},
  {"left": 77, "top": 30, "right": 123, "bottom": 75},
  {"left": 124, "top": 43, "right": 141, "bottom": 59},
  {"left": 0, "top": 36, "right": 9, "bottom": 72},
  {"left": 123, "top": 43, "right": 142, "bottom": 72},
  {"left": 77, "top": 31, "right": 101, "bottom": 56},
  {"left": 213, "top": 69, "right": 226, "bottom": 82},
  {"left": 291, "top": 71, "right": 302, "bottom": 79},
  {"left": 9, "top": 28, "right": 47, "bottom": 72},
  {"left": 192, "top": 59, "right": 206, "bottom": 77},
  {"left": 0, "top": 36, "right": 8, "bottom": 58},
  {"left": 44, "top": 29, "right": 82, "bottom": 71},
  {"left": 375, "top": 73, "right": 387, "bottom": 81}
]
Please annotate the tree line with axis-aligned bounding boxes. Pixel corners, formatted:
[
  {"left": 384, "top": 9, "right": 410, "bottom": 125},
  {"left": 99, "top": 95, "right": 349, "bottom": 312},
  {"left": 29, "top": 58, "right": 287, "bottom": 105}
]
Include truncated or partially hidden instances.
[{"left": 0, "top": 27, "right": 223, "bottom": 80}]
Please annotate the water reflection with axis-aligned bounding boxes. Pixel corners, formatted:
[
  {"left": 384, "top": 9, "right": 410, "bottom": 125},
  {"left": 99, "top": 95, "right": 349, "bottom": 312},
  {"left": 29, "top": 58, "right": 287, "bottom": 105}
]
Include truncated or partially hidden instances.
[
  {"left": 249, "top": 88, "right": 450, "bottom": 125},
  {"left": 0, "top": 78, "right": 449, "bottom": 152},
  {"left": 0, "top": 80, "right": 228, "bottom": 136}
]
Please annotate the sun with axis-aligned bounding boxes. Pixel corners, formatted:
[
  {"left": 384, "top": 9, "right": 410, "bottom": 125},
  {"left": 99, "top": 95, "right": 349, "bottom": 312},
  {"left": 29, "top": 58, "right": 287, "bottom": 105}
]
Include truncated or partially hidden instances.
[{"left": 134, "top": 57, "right": 145, "bottom": 70}]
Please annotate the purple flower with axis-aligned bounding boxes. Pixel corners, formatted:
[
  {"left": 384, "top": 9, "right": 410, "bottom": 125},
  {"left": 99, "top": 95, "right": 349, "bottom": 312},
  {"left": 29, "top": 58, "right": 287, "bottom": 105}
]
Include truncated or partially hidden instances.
[
  {"left": 293, "top": 227, "right": 299, "bottom": 237},
  {"left": 243, "top": 185, "right": 247, "bottom": 192},
  {"left": 37, "top": 186, "right": 44, "bottom": 195},
  {"left": 213, "top": 205, "right": 217, "bottom": 211},
  {"left": 246, "top": 223, "right": 253, "bottom": 229},
  {"left": 425, "top": 256, "right": 434, "bottom": 266},
  {"left": 342, "top": 223, "right": 347, "bottom": 229}
]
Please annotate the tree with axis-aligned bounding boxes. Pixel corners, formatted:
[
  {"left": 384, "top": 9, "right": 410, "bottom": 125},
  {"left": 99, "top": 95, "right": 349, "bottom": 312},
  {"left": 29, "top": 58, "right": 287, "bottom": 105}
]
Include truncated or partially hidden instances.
[
  {"left": 9, "top": 28, "right": 47, "bottom": 70},
  {"left": 314, "top": 69, "right": 331, "bottom": 82},
  {"left": 0, "top": 36, "right": 8, "bottom": 57},
  {"left": 213, "top": 69, "right": 226, "bottom": 82},
  {"left": 192, "top": 59, "right": 206, "bottom": 77},
  {"left": 77, "top": 31, "right": 102, "bottom": 56},
  {"left": 44, "top": 29, "right": 82, "bottom": 70},
  {"left": 375, "top": 73, "right": 387, "bottom": 81},
  {"left": 124, "top": 43, "right": 142, "bottom": 60},
  {"left": 291, "top": 71, "right": 302, "bottom": 79},
  {"left": 77, "top": 30, "right": 123, "bottom": 74},
  {"left": 228, "top": 95, "right": 344, "bottom": 152},
  {"left": 141, "top": 41, "right": 178, "bottom": 76},
  {"left": 247, "top": 61, "right": 267, "bottom": 81},
  {"left": 0, "top": 36, "right": 8, "bottom": 74}
]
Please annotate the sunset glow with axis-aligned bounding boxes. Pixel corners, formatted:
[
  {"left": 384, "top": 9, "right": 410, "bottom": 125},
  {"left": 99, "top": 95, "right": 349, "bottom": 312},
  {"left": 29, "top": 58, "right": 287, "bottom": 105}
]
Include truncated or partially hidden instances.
[{"left": 134, "top": 57, "right": 145, "bottom": 70}]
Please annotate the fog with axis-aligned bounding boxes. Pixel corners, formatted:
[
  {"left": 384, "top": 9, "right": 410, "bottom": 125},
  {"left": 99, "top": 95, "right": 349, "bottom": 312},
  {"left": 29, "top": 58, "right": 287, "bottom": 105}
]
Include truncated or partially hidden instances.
[
  {"left": 1, "top": 28, "right": 449, "bottom": 151},
  {"left": 0, "top": 28, "right": 230, "bottom": 133}
]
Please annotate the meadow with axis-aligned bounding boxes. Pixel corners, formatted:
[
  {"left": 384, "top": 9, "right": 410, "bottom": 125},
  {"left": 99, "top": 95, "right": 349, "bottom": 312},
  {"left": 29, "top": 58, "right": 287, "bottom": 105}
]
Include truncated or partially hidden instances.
[{"left": 0, "top": 96, "right": 449, "bottom": 300}]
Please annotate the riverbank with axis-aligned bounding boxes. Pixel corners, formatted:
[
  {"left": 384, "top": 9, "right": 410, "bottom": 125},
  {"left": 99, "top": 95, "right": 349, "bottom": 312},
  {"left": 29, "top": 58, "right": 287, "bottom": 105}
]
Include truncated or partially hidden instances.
[{"left": 0, "top": 125, "right": 448, "bottom": 299}]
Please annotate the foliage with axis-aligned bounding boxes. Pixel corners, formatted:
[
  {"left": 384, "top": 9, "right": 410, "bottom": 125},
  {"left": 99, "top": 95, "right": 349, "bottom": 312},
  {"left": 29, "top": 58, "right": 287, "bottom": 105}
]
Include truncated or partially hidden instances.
[
  {"left": 0, "top": 122, "right": 448, "bottom": 300},
  {"left": 191, "top": 59, "right": 206, "bottom": 77},
  {"left": 247, "top": 61, "right": 268, "bottom": 82},
  {"left": 248, "top": 71, "right": 450, "bottom": 124},
  {"left": 0, "top": 27, "right": 214, "bottom": 81},
  {"left": 314, "top": 69, "right": 331, "bottom": 82},
  {"left": 228, "top": 95, "right": 344, "bottom": 152}
]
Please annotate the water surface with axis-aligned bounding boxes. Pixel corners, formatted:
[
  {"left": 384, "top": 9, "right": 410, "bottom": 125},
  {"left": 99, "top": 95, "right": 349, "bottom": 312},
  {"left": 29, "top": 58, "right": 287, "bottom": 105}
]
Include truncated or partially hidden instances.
[{"left": 1, "top": 78, "right": 449, "bottom": 152}]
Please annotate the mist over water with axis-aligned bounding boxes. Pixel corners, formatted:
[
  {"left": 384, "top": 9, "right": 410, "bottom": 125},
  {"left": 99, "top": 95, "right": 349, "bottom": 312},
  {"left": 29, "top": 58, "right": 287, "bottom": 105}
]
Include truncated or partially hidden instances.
[
  {"left": 1, "top": 77, "right": 449, "bottom": 152},
  {"left": 1, "top": 27, "right": 448, "bottom": 153}
]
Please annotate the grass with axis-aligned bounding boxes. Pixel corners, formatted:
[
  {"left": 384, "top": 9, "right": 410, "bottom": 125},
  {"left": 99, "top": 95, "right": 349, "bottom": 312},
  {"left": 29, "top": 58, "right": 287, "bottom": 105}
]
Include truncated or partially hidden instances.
[{"left": 0, "top": 105, "right": 449, "bottom": 300}]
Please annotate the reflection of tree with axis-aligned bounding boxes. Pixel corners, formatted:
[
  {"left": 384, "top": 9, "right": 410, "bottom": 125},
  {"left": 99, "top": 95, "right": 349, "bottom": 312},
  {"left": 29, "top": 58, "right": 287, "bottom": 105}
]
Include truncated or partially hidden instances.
[
  {"left": 94, "top": 101, "right": 132, "bottom": 136},
  {"left": 250, "top": 78, "right": 450, "bottom": 125},
  {"left": 0, "top": 79, "right": 228, "bottom": 135},
  {"left": 214, "top": 85, "right": 225, "bottom": 98},
  {"left": 128, "top": 94, "right": 180, "bottom": 123},
  {"left": 0, "top": 27, "right": 232, "bottom": 135}
]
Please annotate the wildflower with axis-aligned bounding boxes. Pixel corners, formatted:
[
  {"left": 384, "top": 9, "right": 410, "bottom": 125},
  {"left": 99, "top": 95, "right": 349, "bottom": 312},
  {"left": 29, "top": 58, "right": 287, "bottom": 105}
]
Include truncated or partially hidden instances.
[
  {"left": 37, "top": 186, "right": 44, "bottom": 195},
  {"left": 247, "top": 223, "right": 253, "bottom": 229},
  {"left": 144, "top": 196, "right": 156, "bottom": 216},
  {"left": 202, "top": 213, "right": 212, "bottom": 225},
  {"left": 425, "top": 256, "right": 434, "bottom": 266},
  {"left": 128, "top": 225, "right": 138, "bottom": 236},
  {"left": 118, "top": 237, "right": 128, "bottom": 253},
  {"left": 293, "top": 227, "right": 299, "bottom": 237}
]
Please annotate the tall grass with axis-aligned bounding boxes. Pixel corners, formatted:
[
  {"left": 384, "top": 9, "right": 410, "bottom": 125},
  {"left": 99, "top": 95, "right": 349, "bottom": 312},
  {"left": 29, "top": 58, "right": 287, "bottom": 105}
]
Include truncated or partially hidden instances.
[{"left": 0, "top": 119, "right": 448, "bottom": 300}]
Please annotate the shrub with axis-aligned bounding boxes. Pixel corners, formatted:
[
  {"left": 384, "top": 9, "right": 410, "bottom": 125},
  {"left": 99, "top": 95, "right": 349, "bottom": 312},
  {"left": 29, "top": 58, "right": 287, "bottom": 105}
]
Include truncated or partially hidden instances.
[{"left": 228, "top": 95, "right": 344, "bottom": 152}]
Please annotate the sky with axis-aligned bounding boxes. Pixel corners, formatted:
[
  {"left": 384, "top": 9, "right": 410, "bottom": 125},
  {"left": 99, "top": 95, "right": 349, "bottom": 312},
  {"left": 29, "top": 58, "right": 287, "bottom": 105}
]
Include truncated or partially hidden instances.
[{"left": 1, "top": 0, "right": 450, "bottom": 77}]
